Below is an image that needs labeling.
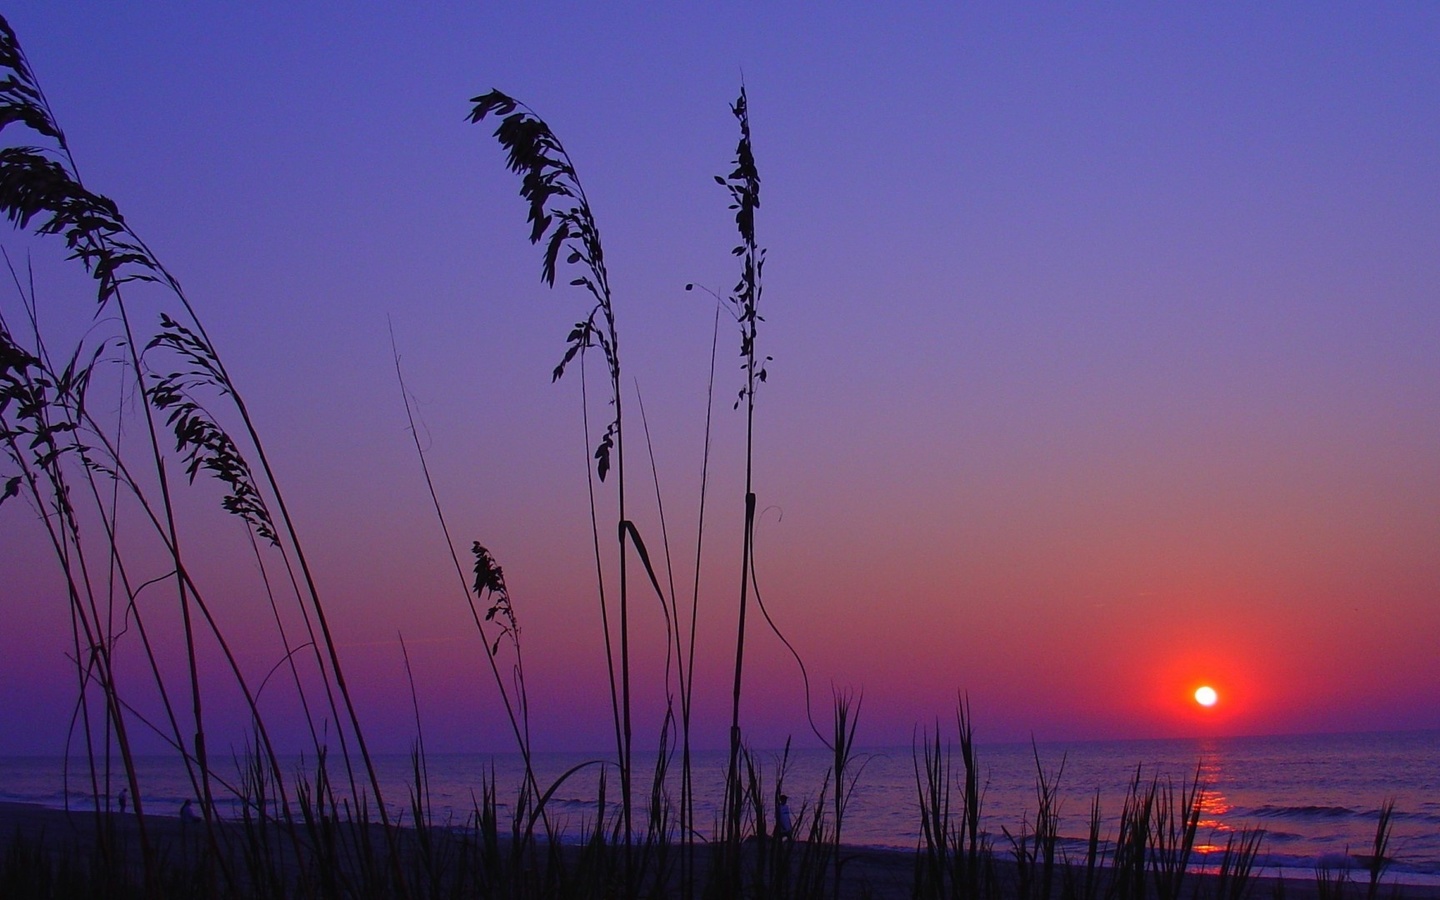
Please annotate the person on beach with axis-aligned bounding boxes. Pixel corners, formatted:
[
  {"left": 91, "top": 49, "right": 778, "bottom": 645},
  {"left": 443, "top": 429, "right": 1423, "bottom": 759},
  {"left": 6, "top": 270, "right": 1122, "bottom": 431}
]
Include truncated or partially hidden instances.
[
  {"left": 775, "top": 794, "right": 793, "bottom": 841},
  {"left": 118, "top": 788, "right": 127, "bottom": 815},
  {"left": 180, "top": 798, "right": 197, "bottom": 824}
]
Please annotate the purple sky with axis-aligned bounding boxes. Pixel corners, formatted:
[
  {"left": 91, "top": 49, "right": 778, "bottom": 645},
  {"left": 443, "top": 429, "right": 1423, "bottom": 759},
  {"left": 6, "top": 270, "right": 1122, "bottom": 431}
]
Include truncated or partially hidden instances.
[{"left": 2, "top": 4, "right": 1438, "bottom": 755}]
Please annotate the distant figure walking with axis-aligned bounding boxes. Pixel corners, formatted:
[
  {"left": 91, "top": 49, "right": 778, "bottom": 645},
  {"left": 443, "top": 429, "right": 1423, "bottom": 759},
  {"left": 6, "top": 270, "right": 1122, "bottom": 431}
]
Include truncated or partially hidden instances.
[
  {"left": 775, "top": 794, "right": 793, "bottom": 841},
  {"left": 117, "top": 788, "right": 127, "bottom": 815},
  {"left": 180, "top": 798, "right": 197, "bottom": 824}
]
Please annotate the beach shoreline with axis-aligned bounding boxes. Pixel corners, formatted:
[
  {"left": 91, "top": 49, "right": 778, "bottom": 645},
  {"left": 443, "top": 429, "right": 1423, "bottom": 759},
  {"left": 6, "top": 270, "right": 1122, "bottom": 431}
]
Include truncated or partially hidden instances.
[{"left": 4, "top": 800, "right": 1438, "bottom": 899}]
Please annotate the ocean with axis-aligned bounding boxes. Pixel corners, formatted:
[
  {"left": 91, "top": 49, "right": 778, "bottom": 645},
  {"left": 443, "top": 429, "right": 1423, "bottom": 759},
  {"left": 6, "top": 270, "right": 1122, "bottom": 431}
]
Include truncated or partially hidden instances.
[{"left": 2, "top": 730, "right": 1436, "bottom": 886}]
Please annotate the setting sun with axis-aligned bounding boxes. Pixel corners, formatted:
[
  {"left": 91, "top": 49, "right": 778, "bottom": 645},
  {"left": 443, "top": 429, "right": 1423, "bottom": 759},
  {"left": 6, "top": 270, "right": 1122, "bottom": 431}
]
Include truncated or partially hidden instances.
[{"left": 1195, "top": 686, "right": 1219, "bottom": 707}]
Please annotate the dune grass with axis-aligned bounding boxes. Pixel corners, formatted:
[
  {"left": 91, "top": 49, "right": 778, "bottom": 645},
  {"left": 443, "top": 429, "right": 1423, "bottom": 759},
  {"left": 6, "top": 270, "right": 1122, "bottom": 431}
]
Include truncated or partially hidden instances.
[{"left": 0, "top": 13, "right": 1419, "bottom": 900}]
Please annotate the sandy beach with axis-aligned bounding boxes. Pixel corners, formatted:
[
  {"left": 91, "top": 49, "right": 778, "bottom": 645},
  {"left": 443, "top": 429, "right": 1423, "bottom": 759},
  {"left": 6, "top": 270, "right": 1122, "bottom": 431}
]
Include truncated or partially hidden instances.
[{"left": 3, "top": 800, "right": 1438, "bottom": 899}]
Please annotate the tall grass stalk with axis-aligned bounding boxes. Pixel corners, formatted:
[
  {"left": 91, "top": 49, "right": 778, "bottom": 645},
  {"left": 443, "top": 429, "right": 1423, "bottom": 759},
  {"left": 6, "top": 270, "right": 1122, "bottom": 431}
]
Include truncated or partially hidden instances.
[
  {"left": 390, "top": 333, "right": 542, "bottom": 816},
  {"left": 469, "top": 91, "right": 641, "bottom": 866},
  {"left": 1060, "top": 792, "right": 1105, "bottom": 900},
  {"left": 1113, "top": 767, "right": 1155, "bottom": 900},
  {"left": 468, "top": 89, "right": 758, "bottom": 899},
  {"left": 678, "top": 302, "right": 723, "bottom": 898},
  {"left": 1005, "top": 744, "right": 1063, "bottom": 900},
  {"left": 1150, "top": 766, "right": 1204, "bottom": 900},
  {"left": 719, "top": 85, "right": 769, "bottom": 868},
  {"left": 913, "top": 695, "right": 993, "bottom": 900},
  {"left": 956, "top": 696, "right": 989, "bottom": 899},
  {"left": 1367, "top": 798, "right": 1395, "bottom": 900},
  {"left": 913, "top": 725, "right": 954, "bottom": 898},
  {"left": 0, "top": 14, "right": 403, "bottom": 892},
  {"left": 1213, "top": 825, "right": 1265, "bottom": 900},
  {"left": 826, "top": 689, "right": 863, "bottom": 900}
]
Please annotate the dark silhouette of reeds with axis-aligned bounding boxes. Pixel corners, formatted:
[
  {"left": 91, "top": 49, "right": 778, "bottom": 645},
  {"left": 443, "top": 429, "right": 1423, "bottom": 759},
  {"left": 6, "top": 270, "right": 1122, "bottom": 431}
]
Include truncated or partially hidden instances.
[
  {"left": 1367, "top": 799, "right": 1396, "bottom": 900},
  {"left": 718, "top": 85, "right": 769, "bottom": 870},
  {"left": 1004, "top": 743, "right": 1063, "bottom": 900},
  {"left": 914, "top": 696, "right": 994, "bottom": 900},
  {"left": 468, "top": 91, "right": 645, "bottom": 875},
  {"left": 911, "top": 697, "right": 1284, "bottom": 900},
  {"left": 0, "top": 12, "right": 401, "bottom": 894},
  {"left": 1307, "top": 798, "right": 1400, "bottom": 900},
  {"left": 467, "top": 82, "right": 809, "bottom": 899},
  {"left": 1212, "top": 825, "right": 1265, "bottom": 900},
  {"left": 1, "top": 14, "right": 1418, "bottom": 900}
]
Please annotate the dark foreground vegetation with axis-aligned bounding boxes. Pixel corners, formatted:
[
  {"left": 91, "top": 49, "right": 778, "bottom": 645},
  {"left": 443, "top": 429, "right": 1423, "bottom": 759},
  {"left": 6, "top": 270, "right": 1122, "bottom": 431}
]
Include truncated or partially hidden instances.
[
  {"left": 0, "top": 727, "right": 1413, "bottom": 900},
  {"left": 0, "top": 14, "right": 1414, "bottom": 900}
]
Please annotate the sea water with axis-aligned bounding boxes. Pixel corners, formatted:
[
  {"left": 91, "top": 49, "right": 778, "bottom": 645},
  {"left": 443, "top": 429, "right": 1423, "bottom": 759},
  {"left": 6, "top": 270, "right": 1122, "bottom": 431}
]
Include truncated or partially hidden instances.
[{"left": 2, "top": 730, "right": 1436, "bottom": 886}]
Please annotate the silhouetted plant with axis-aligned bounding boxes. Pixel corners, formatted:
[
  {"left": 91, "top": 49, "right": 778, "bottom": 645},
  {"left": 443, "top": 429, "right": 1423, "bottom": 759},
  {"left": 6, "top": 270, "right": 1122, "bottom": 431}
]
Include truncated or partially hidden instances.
[
  {"left": 0, "top": 16, "right": 1339, "bottom": 900},
  {"left": 718, "top": 85, "right": 772, "bottom": 866},
  {"left": 392, "top": 331, "right": 544, "bottom": 827},
  {"left": 1006, "top": 744, "right": 1064, "bottom": 900},
  {"left": 146, "top": 314, "right": 278, "bottom": 546},
  {"left": 469, "top": 89, "right": 642, "bottom": 861},
  {"left": 0, "top": 12, "right": 401, "bottom": 892},
  {"left": 1367, "top": 798, "right": 1396, "bottom": 900},
  {"left": 1314, "top": 859, "right": 1351, "bottom": 900},
  {"left": 1212, "top": 825, "right": 1265, "bottom": 900},
  {"left": 1061, "top": 793, "right": 1106, "bottom": 900},
  {"left": 913, "top": 695, "right": 996, "bottom": 900},
  {"left": 1150, "top": 766, "right": 1204, "bottom": 900}
]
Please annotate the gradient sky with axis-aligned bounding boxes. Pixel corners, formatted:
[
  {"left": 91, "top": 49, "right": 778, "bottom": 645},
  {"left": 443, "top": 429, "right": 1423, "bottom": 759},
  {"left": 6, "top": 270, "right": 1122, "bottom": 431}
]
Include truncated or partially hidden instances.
[{"left": 2, "top": 4, "right": 1438, "bottom": 756}]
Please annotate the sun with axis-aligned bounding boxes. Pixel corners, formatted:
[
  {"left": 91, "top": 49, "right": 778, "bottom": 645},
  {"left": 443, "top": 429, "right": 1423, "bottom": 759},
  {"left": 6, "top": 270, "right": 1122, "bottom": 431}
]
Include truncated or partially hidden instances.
[{"left": 1194, "top": 685, "right": 1219, "bottom": 707}]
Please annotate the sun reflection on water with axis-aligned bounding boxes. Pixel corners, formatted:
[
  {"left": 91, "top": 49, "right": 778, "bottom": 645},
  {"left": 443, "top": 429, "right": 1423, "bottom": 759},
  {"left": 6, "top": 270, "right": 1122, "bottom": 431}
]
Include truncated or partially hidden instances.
[{"left": 1193, "top": 742, "right": 1235, "bottom": 856}]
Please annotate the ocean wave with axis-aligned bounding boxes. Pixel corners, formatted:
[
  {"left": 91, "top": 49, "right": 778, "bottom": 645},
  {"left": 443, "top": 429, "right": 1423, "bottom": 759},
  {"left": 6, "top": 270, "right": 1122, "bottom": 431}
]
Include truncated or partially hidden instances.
[
  {"left": 1392, "top": 809, "right": 1440, "bottom": 825},
  {"left": 1256, "top": 830, "right": 1305, "bottom": 843},
  {"left": 0, "top": 789, "right": 71, "bottom": 805},
  {"left": 1245, "top": 805, "right": 1361, "bottom": 820},
  {"left": 1240, "top": 805, "right": 1440, "bottom": 825},
  {"left": 1249, "top": 851, "right": 1439, "bottom": 878}
]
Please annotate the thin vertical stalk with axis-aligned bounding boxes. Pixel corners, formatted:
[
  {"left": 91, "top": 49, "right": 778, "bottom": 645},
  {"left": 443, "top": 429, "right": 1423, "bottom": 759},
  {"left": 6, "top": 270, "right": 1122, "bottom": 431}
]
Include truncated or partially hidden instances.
[
  {"left": 579, "top": 352, "right": 626, "bottom": 818},
  {"left": 390, "top": 331, "right": 540, "bottom": 806},
  {"left": 1367, "top": 798, "right": 1395, "bottom": 900},
  {"left": 470, "top": 90, "right": 636, "bottom": 869},
  {"left": 719, "top": 83, "right": 767, "bottom": 867},
  {"left": 680, "top": 300, "right": 723, "bottom": 898}
]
